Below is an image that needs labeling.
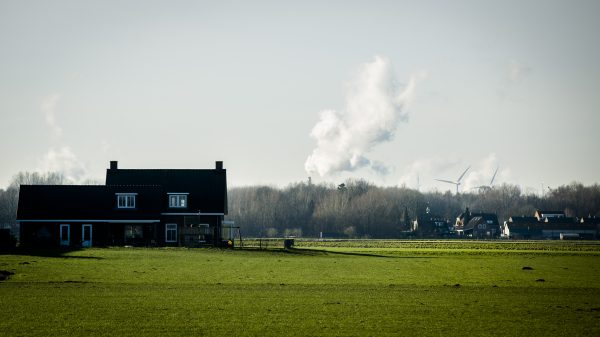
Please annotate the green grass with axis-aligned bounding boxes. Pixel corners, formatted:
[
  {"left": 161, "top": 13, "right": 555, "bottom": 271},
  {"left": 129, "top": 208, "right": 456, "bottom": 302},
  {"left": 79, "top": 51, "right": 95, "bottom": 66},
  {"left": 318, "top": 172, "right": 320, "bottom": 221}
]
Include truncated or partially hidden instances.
[{"left": 1, "top": 242, "right": 600, "bottom": 336}]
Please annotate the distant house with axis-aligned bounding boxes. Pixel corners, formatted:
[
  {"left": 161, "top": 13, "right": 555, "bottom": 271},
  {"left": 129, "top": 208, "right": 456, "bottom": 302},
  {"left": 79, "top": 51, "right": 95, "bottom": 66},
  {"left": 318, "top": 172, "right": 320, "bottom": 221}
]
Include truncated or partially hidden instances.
[
  {"left": 502, "top": 216, "right": 540, "bottom": 239},
  {"left": 17, "top": 161, "right": 228, "bottom": 248},
  {"left": 455, "top": 207, "right": 500, "bottom": 238},
  {"left": 413, "top": 207, "right": 452, "bottom": 237},
  {"left": 463, "top": 213, "right": 500, "bottom": 238},
  {"left": 503, "top": 213, "right": 597, "bottom": 240}
]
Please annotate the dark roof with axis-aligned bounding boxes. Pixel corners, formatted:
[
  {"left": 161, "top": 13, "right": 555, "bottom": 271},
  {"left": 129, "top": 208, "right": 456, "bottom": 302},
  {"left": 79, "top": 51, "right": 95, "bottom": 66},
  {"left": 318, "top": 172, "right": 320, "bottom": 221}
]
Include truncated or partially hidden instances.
[
  {"left": 17, "top": 185, "right": 163, "bottom": 221},
  {"left": 508, "top": 216, "right": 539, "bottom": 224},
  {"left": 536, "top": 210, "right": 565, "bottom": 216},
  {"left": 580, "top": 217, "right": 600, "bottom": 225},
  {"left": 544, "top": 217, "right": 576, "bottom": 224},
  {"left": 106, "top": 168, "right": 227, "bottom": 214},
  {"left": 508, "top": 226, "right": 543, "bottom": 236},
  {"left": 507, "top": 220, "right": 595, "bottom": 231},
  {"left": 464, "top": 213, "right": 499, "bottom": 231}
]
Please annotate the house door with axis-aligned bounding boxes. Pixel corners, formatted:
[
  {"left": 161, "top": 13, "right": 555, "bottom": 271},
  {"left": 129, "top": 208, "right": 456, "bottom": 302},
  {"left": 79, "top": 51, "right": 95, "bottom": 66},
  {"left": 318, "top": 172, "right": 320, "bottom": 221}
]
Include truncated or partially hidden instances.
[
  {"left": 60, "top": 224, "right": 70, "bottom": 246},
  {"left": 82, "top": 224, "right": 93, "bottom": 248}
]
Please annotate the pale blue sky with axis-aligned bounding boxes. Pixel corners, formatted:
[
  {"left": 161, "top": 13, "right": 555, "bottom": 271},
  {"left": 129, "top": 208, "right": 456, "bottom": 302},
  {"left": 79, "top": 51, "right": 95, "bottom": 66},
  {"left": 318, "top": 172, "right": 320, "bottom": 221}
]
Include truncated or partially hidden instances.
[{"left": 1, "top": 0, "right": 599, "bottom": 193}]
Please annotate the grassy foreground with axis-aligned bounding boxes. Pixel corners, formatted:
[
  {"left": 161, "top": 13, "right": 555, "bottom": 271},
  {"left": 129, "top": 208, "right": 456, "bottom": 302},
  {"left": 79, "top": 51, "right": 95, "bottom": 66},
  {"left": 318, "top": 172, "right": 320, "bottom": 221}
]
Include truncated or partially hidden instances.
[{"left": 1, "top": 241, "right": 600, "bottom": 336}]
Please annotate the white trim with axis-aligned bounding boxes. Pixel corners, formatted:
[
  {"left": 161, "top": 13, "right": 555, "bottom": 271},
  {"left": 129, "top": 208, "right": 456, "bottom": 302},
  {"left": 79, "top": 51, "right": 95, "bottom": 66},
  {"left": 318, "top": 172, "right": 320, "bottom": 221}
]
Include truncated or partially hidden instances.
[
  {"left": 117, "top": 194, "right": 136, "bottom": 208},
  {"left": 17, "top": 219, "right": 160, "bottom": 223},
  {"left": 160, "top": 212, "right": 224, "bottom": 216},
  {"left": 168, "top": 194, "right": 188, "bottom": 208},
  {"left": 165, "top": 223, "right": 178, "bottom": 243},
  {"left": 60, "top": 224, "right": 70, "bottom": 246},
  {"left": 82, "top": 224, "right": 93, "bottom": 248},
  {"left": 167, "top": 192, "right": 189, "bottom": 195}
]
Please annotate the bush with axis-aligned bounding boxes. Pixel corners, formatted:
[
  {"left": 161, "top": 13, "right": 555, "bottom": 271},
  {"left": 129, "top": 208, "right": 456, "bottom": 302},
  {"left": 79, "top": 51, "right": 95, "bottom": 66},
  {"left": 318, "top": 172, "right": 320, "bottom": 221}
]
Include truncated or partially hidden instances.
[{"left": 0, "top": 228, "right": 17, "bottom": 250}]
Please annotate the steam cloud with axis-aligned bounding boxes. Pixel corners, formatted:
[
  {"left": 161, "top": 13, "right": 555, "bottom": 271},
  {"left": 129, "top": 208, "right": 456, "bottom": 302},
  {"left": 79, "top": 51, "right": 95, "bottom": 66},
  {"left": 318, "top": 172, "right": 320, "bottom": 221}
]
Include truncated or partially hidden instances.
[
  {"left": 39, "top": 147, "right": 87, "bottom": 183},
  {"left": 41, "top": 94, "right": 62, "bottom": 138},
  {"left": 305, "top": 56, "right": 425, "bottom": 177},
  {"left": 38, "top": 94, "right": 89, "bottom": 183}
]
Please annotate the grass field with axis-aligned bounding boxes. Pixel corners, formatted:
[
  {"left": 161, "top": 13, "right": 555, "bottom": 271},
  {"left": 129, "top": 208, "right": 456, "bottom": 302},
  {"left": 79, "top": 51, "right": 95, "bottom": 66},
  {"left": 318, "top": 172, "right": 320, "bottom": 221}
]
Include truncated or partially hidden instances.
[{"left": 1, "top": 241, "right": 600, "bottom": 336}]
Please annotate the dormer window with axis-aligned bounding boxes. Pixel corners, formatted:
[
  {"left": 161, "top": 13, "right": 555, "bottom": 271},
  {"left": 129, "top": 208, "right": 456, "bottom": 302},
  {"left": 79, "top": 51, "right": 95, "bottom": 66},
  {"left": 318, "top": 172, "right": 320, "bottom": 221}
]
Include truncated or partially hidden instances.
[
  {"left": 116, "top": 193, "right": 136, "bottom": 209},
  {"left": 168, "top": 193, "right": 188, "bottom": 208}
]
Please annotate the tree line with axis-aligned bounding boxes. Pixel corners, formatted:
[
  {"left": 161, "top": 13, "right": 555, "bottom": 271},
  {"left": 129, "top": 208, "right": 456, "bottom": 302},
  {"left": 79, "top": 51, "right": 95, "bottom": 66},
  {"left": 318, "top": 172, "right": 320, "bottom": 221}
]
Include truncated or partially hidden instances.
[
  {"left": 1, "top": 172, "right": 599, "bottom": 239},
  {"left": 227, "top": 179, "right": 600, "bottom": 238}
]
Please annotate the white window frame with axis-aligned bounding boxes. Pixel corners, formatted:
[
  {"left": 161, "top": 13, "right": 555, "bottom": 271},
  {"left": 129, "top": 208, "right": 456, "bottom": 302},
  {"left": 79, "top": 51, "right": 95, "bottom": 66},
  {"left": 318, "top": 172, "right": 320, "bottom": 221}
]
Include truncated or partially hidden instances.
[
  {"left": 81, "top": 224, "right": 93, "bottom": 248},
  {"left": 165, "top": 223, "right": 178, "bottom": 243},
  {"left": 60, "top": 224, "right": 70, "bottom": 246},
  {"left": 116, "top": 193, "right": 137, "bottom": 209},
  {"left": 167, "top": 193, "right": 188, "bottom": 208}
]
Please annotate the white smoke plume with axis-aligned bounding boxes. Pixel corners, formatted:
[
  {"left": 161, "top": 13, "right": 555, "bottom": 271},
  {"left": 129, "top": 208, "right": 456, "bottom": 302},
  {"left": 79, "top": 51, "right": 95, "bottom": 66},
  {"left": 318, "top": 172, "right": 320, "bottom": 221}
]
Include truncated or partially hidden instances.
[
  {"left": 39, "top": 147, "right": 87, "bottom": 184},
  {"left": 305, "top": 56, "right": 426, "bottom": 177},
  {"left": 41, "top": 94, "right": 62, "bottom": 138},
  {"left": 38, "top": 94, "right": 90, "bottom": 183}
]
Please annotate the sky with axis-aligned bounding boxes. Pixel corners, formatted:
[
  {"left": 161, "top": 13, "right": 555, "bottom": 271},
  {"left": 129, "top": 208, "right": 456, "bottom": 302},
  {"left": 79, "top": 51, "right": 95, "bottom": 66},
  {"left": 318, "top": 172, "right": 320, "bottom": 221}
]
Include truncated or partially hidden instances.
[{"left": 1, "top": 0, "right": 599, "bottom": 194}]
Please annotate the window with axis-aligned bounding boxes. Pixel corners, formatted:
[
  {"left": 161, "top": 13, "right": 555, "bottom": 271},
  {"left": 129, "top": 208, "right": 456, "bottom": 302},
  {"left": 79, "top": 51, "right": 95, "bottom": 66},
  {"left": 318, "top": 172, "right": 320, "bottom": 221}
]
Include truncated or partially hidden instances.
[
  {"left": 60, "top": 224, "right": 70, "bottom": 245},
  {"left": 117, "top": 193, "right": 136, "bottom": 208},
  {"left": 168, "top": 194, "right": 188, "bottom": 208},
  {"left": 166, "top": 224, "right": 177, "bottom": 242},
  {"left": 124, "top": 225, "right": 144, "bottom": 244}
]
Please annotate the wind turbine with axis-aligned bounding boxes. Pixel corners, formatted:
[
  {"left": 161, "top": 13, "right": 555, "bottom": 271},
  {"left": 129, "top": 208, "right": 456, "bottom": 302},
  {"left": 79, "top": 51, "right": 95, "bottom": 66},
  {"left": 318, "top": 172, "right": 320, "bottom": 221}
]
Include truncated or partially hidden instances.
[
  {"left": 472, "top": 166, "right": 499, "bottom": 192},
  {"left": 472, "top": 166, "right": 500, "bottom": 191},
  {"left": 435, "top": 165, "right": 470, "bottom": 194}
]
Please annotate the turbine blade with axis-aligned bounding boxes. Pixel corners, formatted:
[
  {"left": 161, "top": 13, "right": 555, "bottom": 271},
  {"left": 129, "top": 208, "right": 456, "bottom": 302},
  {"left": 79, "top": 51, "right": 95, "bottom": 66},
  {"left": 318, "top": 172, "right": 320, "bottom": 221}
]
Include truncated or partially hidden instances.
[
  {"left": 457, "top": 165, "right": 471, "bottom": 183},
  {"left": 435, "top": 179, "right": 457, "bottom": 185},
  {"left": 490, "top": 166, "right": 499, "bottom": 185}
]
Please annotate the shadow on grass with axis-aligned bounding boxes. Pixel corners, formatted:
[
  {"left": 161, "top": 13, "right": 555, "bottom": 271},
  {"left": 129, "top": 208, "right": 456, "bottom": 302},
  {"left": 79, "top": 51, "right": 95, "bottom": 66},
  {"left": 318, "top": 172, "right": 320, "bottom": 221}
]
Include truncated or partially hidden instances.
[
  {"left": 234, "top": 247, "right": 435, "bottom": 259},
  {"left": 0, "top": 247, "right": 104, "bottom": 259}
]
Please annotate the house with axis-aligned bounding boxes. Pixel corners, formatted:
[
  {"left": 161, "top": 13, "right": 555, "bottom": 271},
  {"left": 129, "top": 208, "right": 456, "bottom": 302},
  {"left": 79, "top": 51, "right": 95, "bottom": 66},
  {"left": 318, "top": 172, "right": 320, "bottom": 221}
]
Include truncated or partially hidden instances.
[
  {"left": 502, "top": 216, "right": 543, "bottom": 239},
  {"left": 543, "top": 217, "right": 595, "bottom": 239},
  {"left": 413, "top": 207, "right": 453, "bottom": 237},
  {"left": 17, "top": 161, "right": 228, "bottom": 248},
  {"left": 503, "top": 213, "right": 597, "bottom": 240},
  {"left": 462, "top": 213, "right": 500, "bottom": 238},
  {"left": 455, "top": 207, "right": 500, "bottom": 238},
  {"left": 580, "top": 217, "right": 600, "bottom": 239}
]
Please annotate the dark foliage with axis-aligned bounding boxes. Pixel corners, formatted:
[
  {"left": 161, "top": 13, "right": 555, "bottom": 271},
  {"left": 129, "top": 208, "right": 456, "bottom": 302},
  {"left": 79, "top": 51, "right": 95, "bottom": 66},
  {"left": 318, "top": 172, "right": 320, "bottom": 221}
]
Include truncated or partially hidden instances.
[{"left": 228, "top": 180, "right": 600, "bottom": 238}]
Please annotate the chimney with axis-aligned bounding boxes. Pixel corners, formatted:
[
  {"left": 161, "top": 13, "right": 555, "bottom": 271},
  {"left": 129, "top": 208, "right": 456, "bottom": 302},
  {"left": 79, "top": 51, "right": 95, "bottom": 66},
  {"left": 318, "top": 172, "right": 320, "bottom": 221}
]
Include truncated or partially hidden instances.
[
  {"left": 215, "top": 161, "right": 223, "bottom": 170},
  {"left": 110, "top": 161, "right": 118, "bottom": 170}
]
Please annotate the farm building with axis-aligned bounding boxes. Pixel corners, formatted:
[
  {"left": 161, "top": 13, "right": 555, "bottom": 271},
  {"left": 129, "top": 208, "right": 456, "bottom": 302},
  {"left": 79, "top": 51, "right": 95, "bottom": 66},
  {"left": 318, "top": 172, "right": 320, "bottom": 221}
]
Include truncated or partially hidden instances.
[
  {"left": 17, "top": 161, "right": 228, "bottom": 248},
  {"left": 502, "top": 213, "right": 598, "bottom": 239}
]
